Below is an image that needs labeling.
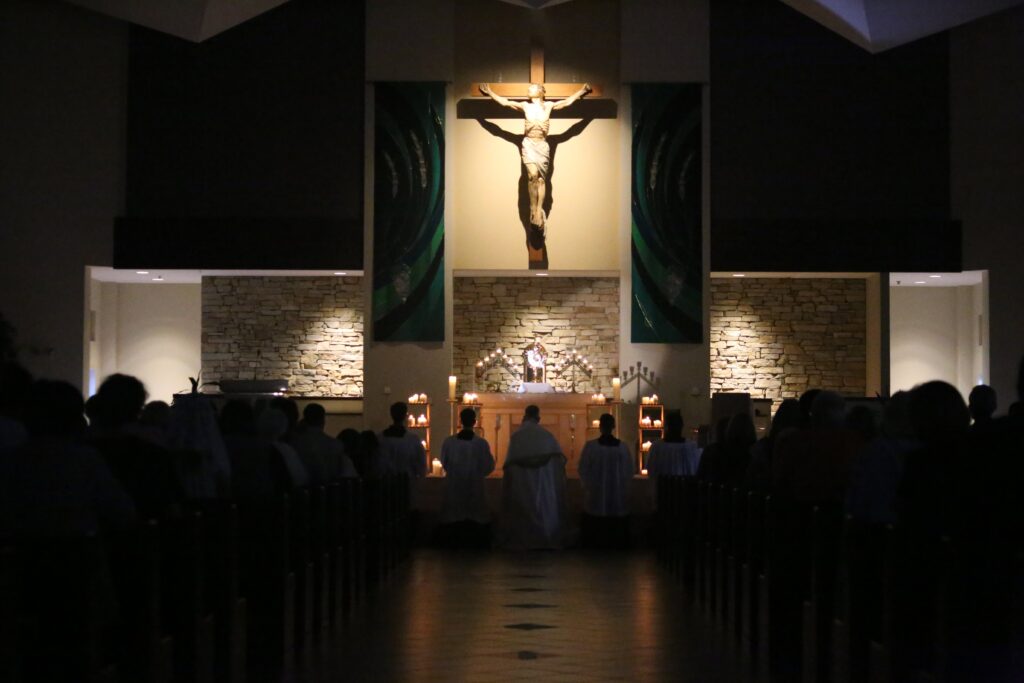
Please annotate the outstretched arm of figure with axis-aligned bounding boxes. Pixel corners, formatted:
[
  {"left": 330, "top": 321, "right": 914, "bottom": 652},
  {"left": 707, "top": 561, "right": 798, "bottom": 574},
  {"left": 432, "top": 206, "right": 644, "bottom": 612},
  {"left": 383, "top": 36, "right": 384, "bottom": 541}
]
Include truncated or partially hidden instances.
[
  {"left": 551, "top": 83, "right": 592, "bottom": 110},
  {"left": 479, "top": 83, "right": 525, "bottom": 111}
]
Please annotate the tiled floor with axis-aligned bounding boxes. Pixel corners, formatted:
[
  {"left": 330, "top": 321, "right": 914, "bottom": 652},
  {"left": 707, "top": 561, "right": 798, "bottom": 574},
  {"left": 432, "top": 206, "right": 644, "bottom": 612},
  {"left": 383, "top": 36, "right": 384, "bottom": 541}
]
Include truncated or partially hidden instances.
[{"left": 302, "top": 550, "right": 745, "bottom": 682}]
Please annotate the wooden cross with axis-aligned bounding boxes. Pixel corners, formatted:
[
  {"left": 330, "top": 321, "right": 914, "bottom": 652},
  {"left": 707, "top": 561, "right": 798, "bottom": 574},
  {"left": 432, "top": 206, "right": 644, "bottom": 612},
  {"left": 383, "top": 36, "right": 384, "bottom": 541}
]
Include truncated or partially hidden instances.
[{"left": 468, "top": 35, "right": 604, "bottom": 100}]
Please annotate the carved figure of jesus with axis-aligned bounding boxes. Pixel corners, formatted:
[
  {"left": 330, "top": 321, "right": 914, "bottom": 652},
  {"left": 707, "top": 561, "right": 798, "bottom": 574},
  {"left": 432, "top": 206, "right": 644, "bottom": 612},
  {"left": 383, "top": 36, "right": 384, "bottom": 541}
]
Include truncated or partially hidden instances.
[{"left": 479, "top": 82, "right": 591, "bottom": 232}]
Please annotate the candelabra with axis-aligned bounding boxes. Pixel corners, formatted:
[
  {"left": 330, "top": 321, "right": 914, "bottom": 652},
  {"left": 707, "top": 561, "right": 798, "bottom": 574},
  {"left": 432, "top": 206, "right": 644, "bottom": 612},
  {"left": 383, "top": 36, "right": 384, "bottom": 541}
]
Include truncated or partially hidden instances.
[
  {"left": 551, "top": 348, "right": 594, "bottom": 393},
  {"left": 474, "top": 347, "right": 521, "bottom": 391},
  {"left": 619, "top": 360, "right": 659, "bottom": 404}
]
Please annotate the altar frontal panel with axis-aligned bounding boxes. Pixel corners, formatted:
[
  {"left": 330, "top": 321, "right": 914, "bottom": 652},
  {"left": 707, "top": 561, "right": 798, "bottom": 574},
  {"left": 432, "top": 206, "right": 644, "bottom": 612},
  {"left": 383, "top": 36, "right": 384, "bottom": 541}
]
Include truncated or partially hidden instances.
[
  {"left": 631, "top": 84, "right": 703, "bottom": 343},
  {"left": 372, "top": 82, "right": 445, "bottom": 342}
]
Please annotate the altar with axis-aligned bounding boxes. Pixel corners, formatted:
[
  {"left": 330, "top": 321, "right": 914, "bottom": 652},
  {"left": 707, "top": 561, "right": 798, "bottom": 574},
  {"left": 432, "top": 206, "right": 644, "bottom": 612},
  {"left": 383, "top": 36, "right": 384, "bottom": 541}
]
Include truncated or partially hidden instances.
[{"left": 468, "top": 391, "right": 611, "bottom": 477}]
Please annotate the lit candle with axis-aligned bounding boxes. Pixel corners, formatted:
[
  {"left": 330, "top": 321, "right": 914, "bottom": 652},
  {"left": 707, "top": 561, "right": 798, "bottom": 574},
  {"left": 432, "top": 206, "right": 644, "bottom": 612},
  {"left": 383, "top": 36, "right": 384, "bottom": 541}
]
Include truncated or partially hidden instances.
[
  {"left": 641, "top": 397, "right": 651, "bottom": 405},
  {"left": 407, "top": 415, "right": 415, "bottom": 427},
  {"left": 642, "top": 416, "right": 652, "bottom": 427},
  {"left": 408, "top": 393, "right": 418, "bottom": 403},
  {"left": 419, "top": 393, "right": 428, "bottom": 402},
  {"left": 642, "top": 440, "right": 653, "bottom": 453},
  {"left": 417, "top": 414, "right": 428, "bottom": 426},
  {"left": 592, "top": 419, "right": 600, "bottom": 428},
  {"left": 448, "top": 375, "right": 457, "bottom": 401},
  {"left": 641, "top": 468, "right": 649, "bottom": 476},
  {"left": 654, "top": 419, "right": 663, "bottom": 428},
  {"left": 651, "top": 394, "right": 659, "bottom": 404},
  {"left": 612, "top": 377, "right": 621, "bottom": 401},
  {"left": 431, "top": 458, "right": 442, "bottom": 476}
]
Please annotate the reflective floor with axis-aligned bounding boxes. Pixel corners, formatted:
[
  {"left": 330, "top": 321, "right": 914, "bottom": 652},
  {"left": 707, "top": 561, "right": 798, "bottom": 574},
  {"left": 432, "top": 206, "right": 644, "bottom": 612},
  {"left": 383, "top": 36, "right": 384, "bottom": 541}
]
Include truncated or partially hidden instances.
[{"left": 301, "top": 550, "right": 743, "bottom": 682}]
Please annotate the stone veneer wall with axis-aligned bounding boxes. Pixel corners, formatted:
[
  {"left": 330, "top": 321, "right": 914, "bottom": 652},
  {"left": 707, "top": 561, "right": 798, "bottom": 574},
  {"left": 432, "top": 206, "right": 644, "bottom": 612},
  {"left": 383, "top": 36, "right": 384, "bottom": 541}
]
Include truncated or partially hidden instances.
[
  {"left": 710, "top": 278, "right": 866, "bottom": 405},
  {"left": 202, "top": 277, "right": 363, "bottom": 397},
  {"left": 453, "top": 277, "right": 619, "bottom": 393}
]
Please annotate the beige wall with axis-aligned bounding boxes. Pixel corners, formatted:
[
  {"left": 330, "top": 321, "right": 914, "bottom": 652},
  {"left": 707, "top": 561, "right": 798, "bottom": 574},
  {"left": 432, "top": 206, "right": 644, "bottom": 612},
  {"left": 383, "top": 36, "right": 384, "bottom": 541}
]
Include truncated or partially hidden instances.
[
  {"left": 890, "top": 284, "right": 987, "bottom": 399},
  {"left": 92, "top": 282, "right": 201, "bottom": 403},
  {"left": 452, "top": 0, "right": 621, "bottom": 271}
]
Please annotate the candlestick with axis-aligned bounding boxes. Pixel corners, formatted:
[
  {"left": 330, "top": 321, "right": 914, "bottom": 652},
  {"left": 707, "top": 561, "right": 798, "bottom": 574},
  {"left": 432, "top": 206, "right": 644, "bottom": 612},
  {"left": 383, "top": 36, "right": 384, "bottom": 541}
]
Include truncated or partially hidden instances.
[
  {"left": 448, "top": 375, "right": 457, "bottom": 401},
  {"left": 612, "top": 377, "right": 621, "bottom": 401}
]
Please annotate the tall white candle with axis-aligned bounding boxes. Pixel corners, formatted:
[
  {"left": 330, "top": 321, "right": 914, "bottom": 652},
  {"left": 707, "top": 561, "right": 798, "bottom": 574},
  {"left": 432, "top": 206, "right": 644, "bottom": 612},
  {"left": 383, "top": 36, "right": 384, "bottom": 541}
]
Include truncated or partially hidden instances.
[
  {"left": 612, "top": 377, "right": 621, "bottom": 401},
  {"left": 448, "top": 375, "right": 457, "bottom": 401}
]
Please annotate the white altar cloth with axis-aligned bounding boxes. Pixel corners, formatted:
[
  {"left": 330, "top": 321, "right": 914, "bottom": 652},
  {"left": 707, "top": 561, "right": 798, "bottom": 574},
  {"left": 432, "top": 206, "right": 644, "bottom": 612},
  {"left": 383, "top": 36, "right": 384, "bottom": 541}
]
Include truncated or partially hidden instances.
[{"left": 517, "top": 382, "right": 555, "bottom": 394}]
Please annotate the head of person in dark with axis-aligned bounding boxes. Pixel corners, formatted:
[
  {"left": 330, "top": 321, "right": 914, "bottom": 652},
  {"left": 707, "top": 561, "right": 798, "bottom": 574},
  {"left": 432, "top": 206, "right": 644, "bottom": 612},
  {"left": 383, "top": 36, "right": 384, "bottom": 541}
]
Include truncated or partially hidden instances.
[
  {"left": 810, "top": 391, "right": 846, "bottom": 429},
  {"left": 845, "top": 404, "right": 878, "bottom": 441},
  {"left": 769, "top": 398, "right": 801, "bottom": 441},
  {"left": 798, "top": 388, "right": 822, "bottom": 428},
  {"left": 599, "top": 413, "right": 616, "bottom": 436},
  {"left": 268, "top": 396, "right": 299, "bottom": 432},
  {"left": 92, "top": 373, "right": 147, "bottom": 430},
  {"left": 664, "top": 410, "right": 684, "bottom": 441},
  {"left": 909, "top": 380, "right": 970, "bottom": 445},
  {"left": 24, "top": 380, "right": 86, "bottom": 438},
  {"left": 390, "top": 401, "right": 409, "bottom": 426},
  {"left": 0, "top": 361, "right": 32, "bottom": 420},
  {"left": 303, "top": 403, "right": 327, "bottom": 429},
  {"left": 460, "top": 408, "right": 477, "bottom": 431},
  {"left": 338, "top": 427, "right": 360, "bottom": 451},
  {"left": 220, "top": 399, "right": 256, "bottom": 436},
  {"left": 968, "top": 384, "right": 997, "bottom": 425}
]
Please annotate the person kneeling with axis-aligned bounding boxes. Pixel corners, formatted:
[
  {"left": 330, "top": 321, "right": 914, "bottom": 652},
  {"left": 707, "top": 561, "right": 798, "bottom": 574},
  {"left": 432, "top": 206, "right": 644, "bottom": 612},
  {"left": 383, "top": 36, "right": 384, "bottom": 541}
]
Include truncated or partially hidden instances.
[{"left": 578, "top": 414, "right": 634, "bottom": 550}]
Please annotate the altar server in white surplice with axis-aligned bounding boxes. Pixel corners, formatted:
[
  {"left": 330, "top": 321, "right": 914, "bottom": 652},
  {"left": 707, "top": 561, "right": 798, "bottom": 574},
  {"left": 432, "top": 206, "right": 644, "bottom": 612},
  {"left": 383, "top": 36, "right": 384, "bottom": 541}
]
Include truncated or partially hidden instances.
[
  {"left": 578, "top": 414, "right": 634, "bottom": 548},
  {"left": 440, "top": 408, "right": 495, "bottom": 525},
  {"left": 500, "top": 404, "right": 569, "bottom": 550},
  {"left": 578, "top": 414, "right": 634, "bottom": 517},
  {"left": 646, "top": 411, "right": 702, "bottom": 478},
  {"left": 379, "top": 402, "right": 427, "bottom": 479}
]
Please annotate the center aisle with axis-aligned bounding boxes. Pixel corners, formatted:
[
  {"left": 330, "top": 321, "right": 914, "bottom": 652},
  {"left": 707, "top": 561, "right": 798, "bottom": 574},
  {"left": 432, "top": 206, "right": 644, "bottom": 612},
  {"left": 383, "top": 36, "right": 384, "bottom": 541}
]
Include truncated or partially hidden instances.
[{"left": 303, "top": 551, "right": 742, "bottom": 682}]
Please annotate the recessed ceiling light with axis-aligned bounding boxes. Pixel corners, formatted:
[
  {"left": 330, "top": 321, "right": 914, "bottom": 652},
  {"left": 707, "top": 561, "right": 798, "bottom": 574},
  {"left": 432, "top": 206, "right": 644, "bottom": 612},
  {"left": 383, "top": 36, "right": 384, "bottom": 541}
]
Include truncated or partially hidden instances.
[
  {"left": 536, "top": 273, "right": 548, "bottom": 277},
  {"left": 136, "top": 271, "right": 149, "bottom": 275},
  {"left": 929, "top": 274, "right": 942, "bottom": 278},
  {"left": 333, "top": 271, "right": 347, "bottom": 276},
  {"left": 152, "top": 276, "right": 164, "bottom": 282},
  {"left": 732, "top": 273, "right": 746, "bottom": 277},
  {"left": 914, "top": 281, "right": 926, "bottom": 284}
]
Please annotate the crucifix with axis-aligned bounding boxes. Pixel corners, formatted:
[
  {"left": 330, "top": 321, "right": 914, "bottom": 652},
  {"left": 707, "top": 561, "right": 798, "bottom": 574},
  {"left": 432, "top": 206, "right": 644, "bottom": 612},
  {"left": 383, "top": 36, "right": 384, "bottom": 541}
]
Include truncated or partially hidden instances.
[{"left": 471, "top": 36, "right": 603, "bottom": 268}]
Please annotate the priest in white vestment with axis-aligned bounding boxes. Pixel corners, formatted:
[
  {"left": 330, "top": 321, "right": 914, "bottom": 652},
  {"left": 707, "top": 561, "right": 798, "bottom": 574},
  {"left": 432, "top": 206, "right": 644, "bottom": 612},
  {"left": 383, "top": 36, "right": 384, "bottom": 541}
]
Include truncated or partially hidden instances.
[
  {"left": 577, "top": 413, "right": 634, "bottom": 548},
  {"left": 499, "top": 405, "right": 569, "bottom": 550},
  {"left": 379, "top": 402, "right": 427, "bottom": 479}
]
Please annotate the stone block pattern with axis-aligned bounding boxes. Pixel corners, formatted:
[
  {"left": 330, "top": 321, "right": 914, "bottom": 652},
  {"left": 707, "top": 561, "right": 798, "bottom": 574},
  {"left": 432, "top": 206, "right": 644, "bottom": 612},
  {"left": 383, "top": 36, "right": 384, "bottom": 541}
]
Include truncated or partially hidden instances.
[
  {"left": 710, "top": 279, "right": 866, "bottom": 406},
  {"left": 202, "top": 277, "right": 363, "bottom": 397},
  {"left": 454, "top": 277, "right": 620, "bottom": 394}
]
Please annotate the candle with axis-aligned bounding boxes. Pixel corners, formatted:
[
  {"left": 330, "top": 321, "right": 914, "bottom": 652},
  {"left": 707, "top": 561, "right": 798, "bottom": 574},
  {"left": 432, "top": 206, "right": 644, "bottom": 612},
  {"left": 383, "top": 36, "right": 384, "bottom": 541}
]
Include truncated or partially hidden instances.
[
  {"left": 641, "top": 397, "right": 651, "bottom": 405},
  {"left": 651, "top": 393, "right": 659, "bottom": 404},
  {"left": 408, "top": 393, "right": 418, "bottom": 403},
  {"left": 642, "top": 416, "right": 652, "bottom": 427},
  {"left": 641, "top": 468, "right": 649, "bottom": 476},
  {"left": 431, "top": 458, "right": 442, "bottom": 476},
  {"left": 419, "top": 393, "right": 428, "bottom": 402},
  {"left": 417, "top": 414, "right": 428, "bottom": 426},
  {"left": 592, "top": 419, "right": 600, "bottom": 428},
  {"left": 612, "top": 377, "right": 621, "bottom": 401},
  {"left": 422, "top": 440, "right": 428, "bottom": 449},
  {"left": 407, "top": 415, "right": 415, "bottom": 427},
  {"left": 653, "top": 419, "right": 663, "bottom": 428},
  {"left": 641, "top": 440, "right": 653, "bottom": 453},
  {"left": 448, "top": 375, "right": 457, "bottom": 401}
]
